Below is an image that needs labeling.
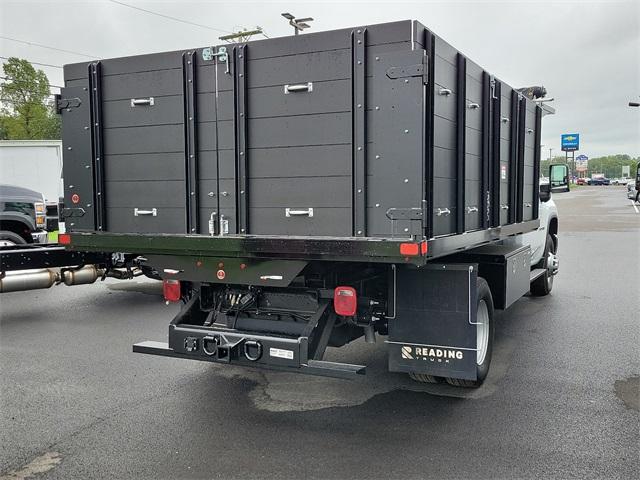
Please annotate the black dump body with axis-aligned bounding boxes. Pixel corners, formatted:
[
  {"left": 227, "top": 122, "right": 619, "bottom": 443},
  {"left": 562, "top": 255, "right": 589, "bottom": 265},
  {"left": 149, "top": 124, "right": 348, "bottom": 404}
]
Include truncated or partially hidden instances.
[{"left": 59, "top": 19, "right": 541, "bottom": 262}]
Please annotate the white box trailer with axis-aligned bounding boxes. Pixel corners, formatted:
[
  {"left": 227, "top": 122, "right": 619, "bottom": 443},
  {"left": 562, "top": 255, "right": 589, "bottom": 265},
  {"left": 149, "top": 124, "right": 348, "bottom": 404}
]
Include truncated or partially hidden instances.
[{"left": 0, "top": 140, "right": 63, "bottom": 203}]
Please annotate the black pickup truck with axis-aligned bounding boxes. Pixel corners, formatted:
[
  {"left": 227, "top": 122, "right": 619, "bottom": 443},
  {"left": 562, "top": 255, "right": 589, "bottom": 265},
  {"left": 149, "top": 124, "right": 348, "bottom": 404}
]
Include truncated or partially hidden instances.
[{"left": 0, "top": 184, "right": 48, "bottom": 245}]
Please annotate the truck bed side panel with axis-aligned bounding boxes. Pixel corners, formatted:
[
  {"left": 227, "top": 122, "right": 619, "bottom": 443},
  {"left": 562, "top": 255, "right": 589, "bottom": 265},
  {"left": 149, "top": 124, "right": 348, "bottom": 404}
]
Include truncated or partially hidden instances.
[{"left": 60, "top": 20, "right": 542, "bottom": 256}]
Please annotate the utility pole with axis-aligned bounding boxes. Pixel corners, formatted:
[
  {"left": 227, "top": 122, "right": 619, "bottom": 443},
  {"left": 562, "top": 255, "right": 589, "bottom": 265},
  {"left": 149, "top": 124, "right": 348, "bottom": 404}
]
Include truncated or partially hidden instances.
[
  {"left": 281, "top": 13, "right": 314, "bottom": 35},
  {"left": 219, "top": 27, "right": 265, "bottom": 43}
]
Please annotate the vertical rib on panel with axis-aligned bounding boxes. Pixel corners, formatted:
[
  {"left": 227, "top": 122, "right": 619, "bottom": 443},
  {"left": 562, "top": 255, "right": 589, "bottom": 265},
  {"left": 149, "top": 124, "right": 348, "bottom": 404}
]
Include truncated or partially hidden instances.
[
  {"left": 508, "top": 89, "right": 519, "bottom": 224},
  {"left": 182, "top": 51, "right": 199, "bottom": 233},
  {"left": 88, "top": 62, "right": 105, "bottom": 231},
  {"left": 235, "top": 45, "right": 249, "bottom": 234},
  {"left": 491, "top": 79, "right": 502, "bottom": 227},
  {"left": 424, "top": 30, "right": 436, "bottom": 238},
  {"left": 352, "top": 28, "right": 367, "bottom": 237},
  {"left": 532, "top": 105, "right": 542, "bottom": 219},
  {"left": 455, "top": 54, "right": 466, "bottom": 233}
]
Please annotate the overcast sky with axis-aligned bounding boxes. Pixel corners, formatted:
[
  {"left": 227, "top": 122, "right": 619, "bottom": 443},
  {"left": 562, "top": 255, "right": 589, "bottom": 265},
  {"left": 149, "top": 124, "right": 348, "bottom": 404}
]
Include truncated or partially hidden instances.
[{"left": 1, "top": 0, "right": 638, "bottom": 158}]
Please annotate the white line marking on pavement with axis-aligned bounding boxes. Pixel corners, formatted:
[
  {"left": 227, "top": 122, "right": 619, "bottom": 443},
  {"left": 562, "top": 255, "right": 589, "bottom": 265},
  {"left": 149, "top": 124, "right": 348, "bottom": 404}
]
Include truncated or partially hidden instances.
[
  {"left": 632, "top": 201, "right": 639, "bottom": 214},
  {"left": 0, "top": 452, "right": 62, "bottom": 480}
]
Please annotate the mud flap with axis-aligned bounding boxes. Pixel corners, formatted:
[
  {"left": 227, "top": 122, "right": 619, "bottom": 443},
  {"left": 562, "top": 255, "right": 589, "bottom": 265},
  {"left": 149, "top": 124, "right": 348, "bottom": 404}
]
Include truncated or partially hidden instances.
[{"left": 387, "top": 264, "right": 479, "bottom": 381}]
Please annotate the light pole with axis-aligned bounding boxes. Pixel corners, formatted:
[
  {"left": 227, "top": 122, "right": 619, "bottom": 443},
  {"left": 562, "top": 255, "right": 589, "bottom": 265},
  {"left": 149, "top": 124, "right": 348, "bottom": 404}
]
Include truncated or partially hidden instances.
[{"left": 281, "top": 13, "right": 314, "bottom": 35}]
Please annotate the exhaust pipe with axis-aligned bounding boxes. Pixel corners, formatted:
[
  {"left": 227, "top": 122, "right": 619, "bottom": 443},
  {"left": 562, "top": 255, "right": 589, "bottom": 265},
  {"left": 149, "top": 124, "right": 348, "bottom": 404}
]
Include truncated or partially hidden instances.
[
  {"left": 0, "top": 265, "right": 106, "bottom": 293},
  {"left": 63, "top": 265, "right": 104, "bottom": 286},
  {"left": 0, "top": 269, "right": 60, "bottom": 293}
]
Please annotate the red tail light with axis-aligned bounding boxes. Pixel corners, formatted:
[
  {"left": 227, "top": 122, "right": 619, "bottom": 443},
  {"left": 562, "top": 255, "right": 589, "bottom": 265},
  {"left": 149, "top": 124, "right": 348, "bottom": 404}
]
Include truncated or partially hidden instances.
[
  {"left": 58, "top": 233, "right": 71, "bottom": 245},
  {"left": 400, "top": 242, "right": 419, "bottom": 256},
  {"left": 334, "top": 286, "right": 357, "bottom": 316},
  {"left": 163, "top": 279, "right": 181, "bottom": 302},
  {"left": 399, "top": 241, "right": 428, "bottom": 257}
]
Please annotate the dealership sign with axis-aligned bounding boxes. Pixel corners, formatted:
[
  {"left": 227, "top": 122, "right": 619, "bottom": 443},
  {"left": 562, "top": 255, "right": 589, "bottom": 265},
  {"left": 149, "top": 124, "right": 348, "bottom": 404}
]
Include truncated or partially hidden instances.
[
  {"left": 561, "top": 133, "right": 579, "bottom": 152},
  {"left": 575, "top": 154, "right": 588, "bottom": 172}
]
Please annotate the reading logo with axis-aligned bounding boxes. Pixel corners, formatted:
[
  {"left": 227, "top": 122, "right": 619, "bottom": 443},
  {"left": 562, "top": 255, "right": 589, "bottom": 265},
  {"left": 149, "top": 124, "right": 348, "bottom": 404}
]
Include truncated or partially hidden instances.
[{"left": 400, "top": 345, "right": 464, "bottom": 362}]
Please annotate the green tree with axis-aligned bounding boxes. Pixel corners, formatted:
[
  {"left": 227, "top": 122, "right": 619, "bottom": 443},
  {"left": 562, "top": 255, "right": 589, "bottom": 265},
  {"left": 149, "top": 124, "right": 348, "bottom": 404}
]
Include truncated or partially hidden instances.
[
  {"left": 0, "top": 57, "right": 60, "bottom": 139},
  {"left": 586, "top": 154, "right": 638, "bottom": 178}
]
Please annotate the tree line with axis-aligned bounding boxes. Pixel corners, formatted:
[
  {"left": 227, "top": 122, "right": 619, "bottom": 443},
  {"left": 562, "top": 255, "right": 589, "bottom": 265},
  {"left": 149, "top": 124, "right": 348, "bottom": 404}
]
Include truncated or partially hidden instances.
[{"left": 541, "top": 155, "right": 639, "bottom": 179}]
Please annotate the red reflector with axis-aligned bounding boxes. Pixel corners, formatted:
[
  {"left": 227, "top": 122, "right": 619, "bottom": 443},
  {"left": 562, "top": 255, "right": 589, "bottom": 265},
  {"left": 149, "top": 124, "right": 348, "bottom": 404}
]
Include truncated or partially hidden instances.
[
  {"left": 163, "top": 279, "right": 181, "bottom": 302},
  {"left": 334, "top": 286, "right": 357, "bottom": 316},
  {"left": 420, "top": 241, "right": 428, "bottom": 255},
  {"left": 58, "top": 233, "right": 71, "bottom": 245},
  {"left": 399, "top": 243, "right": 419, "bottom": 256}
]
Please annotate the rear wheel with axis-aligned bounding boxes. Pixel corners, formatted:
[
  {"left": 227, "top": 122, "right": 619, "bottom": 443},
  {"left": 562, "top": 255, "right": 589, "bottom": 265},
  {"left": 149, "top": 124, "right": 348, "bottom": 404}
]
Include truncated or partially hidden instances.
[
  {"left": 444, "top": 278, "right": 494, "bottom": 388},
  {"left": 0, "top": 230, "right": 27, "bottom": 247},
  {"left": 409, "top": 278, "right": 495, "bottom": 388},
  {"left": 531, "top": 234, "right": 557, "bottom": 296}
]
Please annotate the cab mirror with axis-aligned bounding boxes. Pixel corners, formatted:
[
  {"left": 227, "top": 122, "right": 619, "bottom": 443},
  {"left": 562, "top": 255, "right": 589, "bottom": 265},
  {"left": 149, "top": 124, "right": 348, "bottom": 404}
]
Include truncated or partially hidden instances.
[
  {"left": 539, "top": 183, "right": 551, "bottom": 202},
  {"left": 549, "top": 164, "right": 569, "bottom": 193}
]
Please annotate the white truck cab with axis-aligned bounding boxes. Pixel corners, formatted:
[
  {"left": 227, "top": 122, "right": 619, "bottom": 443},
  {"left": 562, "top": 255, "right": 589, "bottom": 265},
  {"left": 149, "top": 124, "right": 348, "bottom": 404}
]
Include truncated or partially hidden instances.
[{"left": 504, "top": 164, "right": 567, "bottom": 296}]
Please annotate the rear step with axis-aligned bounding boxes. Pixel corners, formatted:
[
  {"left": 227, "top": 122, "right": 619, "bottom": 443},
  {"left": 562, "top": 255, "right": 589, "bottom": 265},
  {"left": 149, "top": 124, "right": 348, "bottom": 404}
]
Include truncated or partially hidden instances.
[
  {"left": 133, "top": 290, "right": 366, "bottom": 379},
  {"left": 133, "top": 340, "right": 365, "bottom": 379},
  {"left": 530, "top": 268, "right": 546, "bottom": 282}
]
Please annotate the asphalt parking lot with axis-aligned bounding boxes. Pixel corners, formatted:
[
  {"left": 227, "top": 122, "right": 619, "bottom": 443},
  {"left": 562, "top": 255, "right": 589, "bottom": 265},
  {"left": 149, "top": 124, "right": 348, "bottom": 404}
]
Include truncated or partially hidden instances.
[{"left": 1, "top": 186, "right": 638, "bottom": 480}]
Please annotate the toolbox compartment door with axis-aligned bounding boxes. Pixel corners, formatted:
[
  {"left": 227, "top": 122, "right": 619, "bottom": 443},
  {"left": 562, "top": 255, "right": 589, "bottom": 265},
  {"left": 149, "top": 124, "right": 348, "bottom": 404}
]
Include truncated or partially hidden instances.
[
  {"left": 243, "top": 47, "right": 353, "bottom": 236},
  {"left": 100, "top": 54, "right": 188, "bottom": 233}
]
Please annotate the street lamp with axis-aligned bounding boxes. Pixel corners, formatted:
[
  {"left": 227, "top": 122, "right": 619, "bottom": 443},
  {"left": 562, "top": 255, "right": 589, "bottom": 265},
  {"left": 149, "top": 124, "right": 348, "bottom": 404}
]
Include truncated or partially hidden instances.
[{"left": 281, "top": 13, "right": 314, "bottom": 35}]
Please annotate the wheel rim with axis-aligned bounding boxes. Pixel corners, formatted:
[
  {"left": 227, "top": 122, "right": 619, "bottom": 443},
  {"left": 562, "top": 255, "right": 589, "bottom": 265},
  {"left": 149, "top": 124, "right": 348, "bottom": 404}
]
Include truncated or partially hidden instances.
[
  {"left": 476, "top": 300, "right": 490, "bottom": 365},
  {"left": 546, "top": 242, "right": 558, "bottom": 288}
]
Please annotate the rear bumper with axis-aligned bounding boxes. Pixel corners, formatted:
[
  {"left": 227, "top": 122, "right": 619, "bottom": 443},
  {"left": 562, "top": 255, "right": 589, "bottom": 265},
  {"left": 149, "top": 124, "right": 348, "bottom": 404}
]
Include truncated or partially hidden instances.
[{"left": 133, "top": 340, "right": 366, "bottom": 380}]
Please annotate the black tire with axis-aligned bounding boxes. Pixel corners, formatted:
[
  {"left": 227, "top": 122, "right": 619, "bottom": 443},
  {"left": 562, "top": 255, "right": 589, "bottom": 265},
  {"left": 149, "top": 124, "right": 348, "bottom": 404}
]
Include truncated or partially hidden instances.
[
  {"left": 0, "top": 230, "right": 27, "bottom": 246},
  {"left": 409, "top": 372, "right": 441, "bottom": 384},
  {"left": 636, "top": 191, "right": 640, "bottom": 204},
  {"left": 531, "top": 234, "right": 556, "bottom": 297},
  {"left": 444, "top": 277, "right": 495, "bottom": 388}
]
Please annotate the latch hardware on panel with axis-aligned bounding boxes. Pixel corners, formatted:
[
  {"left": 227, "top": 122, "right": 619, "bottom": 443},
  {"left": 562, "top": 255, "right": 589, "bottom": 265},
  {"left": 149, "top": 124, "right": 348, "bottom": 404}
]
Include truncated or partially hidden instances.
[
  {"left": 490, "top": 78, "right": 498, "bottom": 100},
  {"left": 60, "top": 207, "right": 86, "bottom": 218},
  {"left": 54, "top": 94, "right": 82, "bottom": 113},
  {"left": 386, "top": 207, "right": 423, "bottom": 221},
  {"left": 202, "top": 46, "right": 229, "bottom": 74},
  {"left": 385, "top": 55, "right": 428, "bottom": 84},
  {"left": 386, "top": 206, "right": 424, "bottom": 236}
]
